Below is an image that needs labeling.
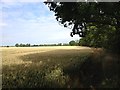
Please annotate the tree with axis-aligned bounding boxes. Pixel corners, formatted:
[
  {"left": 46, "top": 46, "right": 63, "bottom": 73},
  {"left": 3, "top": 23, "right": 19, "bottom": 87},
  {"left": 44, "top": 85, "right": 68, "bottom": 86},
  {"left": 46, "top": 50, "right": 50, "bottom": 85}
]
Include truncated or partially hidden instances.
[
  {"left": 58, "top": 43, "right": 62, "bottom": 46},
  {"left": 69, "top": 40, "right": 76, "bottom": 46},
  {"left": 15, "top": 43, "right": 19, "bottom": 47},
  {"left": 45, "top": 2, "right": 120, "bottom": 53},
  {"left": 26, "top": 43, "right": 31, "bottom": 47},
  {"left": 79, "top": 25, "right": 116, "bottom": 48}
]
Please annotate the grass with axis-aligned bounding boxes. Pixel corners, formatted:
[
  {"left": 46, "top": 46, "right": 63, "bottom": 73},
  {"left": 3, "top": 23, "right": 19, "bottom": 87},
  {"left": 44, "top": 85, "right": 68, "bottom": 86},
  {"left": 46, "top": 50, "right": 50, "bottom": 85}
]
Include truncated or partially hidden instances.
[{"left": 2, "top": 46, "right": 120, "bottom": 88}]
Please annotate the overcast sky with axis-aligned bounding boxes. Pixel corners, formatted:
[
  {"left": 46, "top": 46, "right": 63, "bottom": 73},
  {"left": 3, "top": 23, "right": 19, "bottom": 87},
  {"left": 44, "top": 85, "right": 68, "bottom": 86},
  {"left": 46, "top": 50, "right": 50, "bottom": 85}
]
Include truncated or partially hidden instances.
[{"left": 0, "top": 0, "right": 80, "bottom": 46}]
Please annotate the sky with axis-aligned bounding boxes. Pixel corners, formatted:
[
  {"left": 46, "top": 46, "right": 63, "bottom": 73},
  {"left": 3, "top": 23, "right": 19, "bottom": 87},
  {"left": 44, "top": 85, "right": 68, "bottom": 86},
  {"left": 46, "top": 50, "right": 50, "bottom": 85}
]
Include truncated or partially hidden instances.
[{"left": 0, "top": 0, "right": 80, "bottom": 46}]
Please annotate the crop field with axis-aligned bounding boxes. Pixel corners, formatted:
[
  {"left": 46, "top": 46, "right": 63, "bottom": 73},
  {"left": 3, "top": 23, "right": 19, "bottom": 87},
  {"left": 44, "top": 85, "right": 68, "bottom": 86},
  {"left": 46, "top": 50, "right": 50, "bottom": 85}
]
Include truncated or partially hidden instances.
[
  {"left": 1, "top": 46, "right": 120, "bottom": 88},
  {"left": 2, "top": 46, "right": 91, "bottom": 66}
]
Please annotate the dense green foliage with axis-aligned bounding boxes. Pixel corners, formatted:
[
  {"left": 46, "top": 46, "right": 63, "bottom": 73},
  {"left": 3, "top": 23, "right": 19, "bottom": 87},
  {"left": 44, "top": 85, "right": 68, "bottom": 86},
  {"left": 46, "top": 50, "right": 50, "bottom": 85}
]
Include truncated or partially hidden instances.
[
  {"left": 45, "top": 2, "right": 120, "bottom": 53},
  {"left": 79, "top": 25, "right": 117, "bottom": 48}
]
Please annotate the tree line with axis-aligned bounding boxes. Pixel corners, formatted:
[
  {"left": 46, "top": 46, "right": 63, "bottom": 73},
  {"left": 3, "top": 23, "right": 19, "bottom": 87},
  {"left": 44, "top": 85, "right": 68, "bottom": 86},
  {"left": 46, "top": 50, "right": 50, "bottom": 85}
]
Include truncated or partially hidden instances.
[{"left": 15, "top": 40, "right": 79, "bottom": 47}]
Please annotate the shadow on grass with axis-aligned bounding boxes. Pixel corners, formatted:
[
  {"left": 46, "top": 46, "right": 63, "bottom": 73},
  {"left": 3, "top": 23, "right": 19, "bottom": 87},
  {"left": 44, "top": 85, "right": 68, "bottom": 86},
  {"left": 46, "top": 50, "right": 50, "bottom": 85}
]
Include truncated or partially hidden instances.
[
  {"left": 2, "top": 49, "right": 120, "bottom": 88},
  {"left": 2, "top": 63, "right": 69, "bottom": 88}
]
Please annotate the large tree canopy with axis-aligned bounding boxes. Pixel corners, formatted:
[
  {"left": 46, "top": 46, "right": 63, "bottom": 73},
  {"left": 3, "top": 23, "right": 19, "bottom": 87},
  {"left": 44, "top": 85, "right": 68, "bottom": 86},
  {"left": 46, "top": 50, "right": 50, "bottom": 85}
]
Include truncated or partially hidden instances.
[{"left": 45, "top": 2, "right": 120, "bottom": 53}]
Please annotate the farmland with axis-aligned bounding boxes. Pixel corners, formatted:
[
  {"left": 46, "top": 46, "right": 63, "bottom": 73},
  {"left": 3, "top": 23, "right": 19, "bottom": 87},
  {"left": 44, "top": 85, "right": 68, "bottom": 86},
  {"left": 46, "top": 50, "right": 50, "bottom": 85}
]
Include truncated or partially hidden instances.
[
  {"left": 1, "top": 46, "right": 120, "bottom": 88},
  {"left": 2, "top": 46, "right": 91, "bottom": 66}
]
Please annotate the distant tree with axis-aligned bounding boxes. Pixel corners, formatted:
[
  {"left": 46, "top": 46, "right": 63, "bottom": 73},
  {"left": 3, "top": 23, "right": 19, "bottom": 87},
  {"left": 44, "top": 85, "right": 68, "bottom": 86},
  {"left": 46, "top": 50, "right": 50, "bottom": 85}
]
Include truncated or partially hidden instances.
[
  {"left": 58, "top": 43, "right": 62, "bottom": 46},
  {"left": 26, "top": 44, "right": 30, "bottom": 47},
  {"left": 63, "top": 43, "right": 69, "bottom": 46},
  {"left": 33, "top": 45, "right": 39, "bottom": 47},
  {"left": 15, "top": 43, "right": 19, "bottom": 47},
  {"left": 19, "top": 43, "right": 22, "bottom": 47},
  {"left": 69, "top": 40, "right": 76, "bottom": 46},
  {"left": 22, "top": 44, "right": 25, "bottom": 47},
  {"left": 6, "top": 46, "right": 9, "bottom": 48}
]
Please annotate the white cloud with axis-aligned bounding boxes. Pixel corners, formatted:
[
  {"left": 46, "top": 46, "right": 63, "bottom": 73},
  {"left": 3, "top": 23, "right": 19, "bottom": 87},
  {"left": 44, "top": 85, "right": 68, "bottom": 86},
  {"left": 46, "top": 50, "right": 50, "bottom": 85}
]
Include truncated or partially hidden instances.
[{"left": 0, "top": 22, "right": 7, "bottom": 27}]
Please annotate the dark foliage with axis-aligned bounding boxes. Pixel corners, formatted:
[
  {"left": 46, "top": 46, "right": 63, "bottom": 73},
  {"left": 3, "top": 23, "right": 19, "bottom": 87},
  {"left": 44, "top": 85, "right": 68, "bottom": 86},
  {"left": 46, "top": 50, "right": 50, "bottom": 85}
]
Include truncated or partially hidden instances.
[{"left": 45, "top": 2, "right": 120, "bottom": 53}]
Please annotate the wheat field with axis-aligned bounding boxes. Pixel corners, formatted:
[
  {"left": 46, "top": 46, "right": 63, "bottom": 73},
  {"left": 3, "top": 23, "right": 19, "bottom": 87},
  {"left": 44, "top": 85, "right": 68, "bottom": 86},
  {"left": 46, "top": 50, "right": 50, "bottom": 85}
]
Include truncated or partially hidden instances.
[
  {"left": 2, "top": 46, "right": 93, "bottom": 88},
  {"left": 2, "top": 46, "right": 92, "bottom": 66},
  {"left": 1, "top": 46, "right": 120, "bottom": 88}
]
